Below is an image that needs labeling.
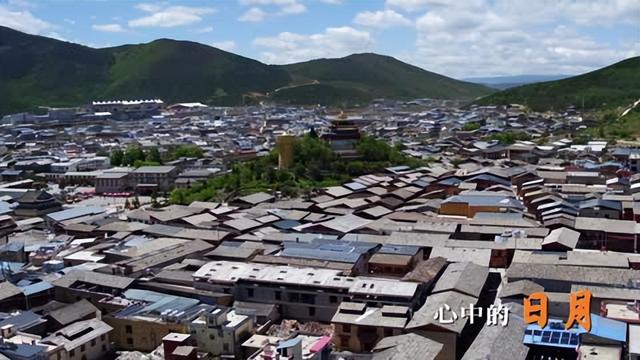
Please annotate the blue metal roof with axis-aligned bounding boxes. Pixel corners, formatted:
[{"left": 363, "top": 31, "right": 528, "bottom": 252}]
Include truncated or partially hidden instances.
[
  {"left": 277, "top": 337, "right": 302, "bottom": 349},
  {"left": 443, "top": 194, "right": 523, "bottom": 208},
  {"left": 0, "top": 343, "right": 47, "bottom": 358},
  {"left": 467, "top": 174, "right": 512, "bottom": 186},
  {"left": 273, "top": 220, "right": 301, "bottom": 230},
  {"left": 437, "top": 177, "right": 462, "bottom": 186},
  {"left": 523, "top": 315, "right": 626, "bottom": 349},
  {"left": 578, "top": 199, "right": 622, "bottom": 211},
  {"left": 0, "top": 311, "right": 43, "bottom": 331},
  {"left": 122, "top": 289, "right": 200, "bottom": 316},
  {"left": 1, "top": 241, "right": 24, "bottom": 252},
  {"left": 281, "top": 239, "right": 377, "bottom": 263},
  {"left": 47, "top": 206, "right": 105, "bottom": 222},
  {"left": 379, "top": 244, "right": 420, "bottom": 256},
  {"left": 344, "top": 182, "right": 367, "bottom": 191},
  {"left": 0, "top": 202, "right": 13, "bottom": 215},
  {"left": 587, "top": 314, "right": 627, "bottom": 342},
  {"left": 412, "top": 180, "right": 431, "bottom": 188},
  {"left": 20, "top": 281, "right": 53, "bottom": 296}
]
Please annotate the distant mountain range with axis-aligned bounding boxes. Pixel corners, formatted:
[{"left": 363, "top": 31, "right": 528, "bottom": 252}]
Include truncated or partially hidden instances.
[
  {"left": 475, "top": 57, "right": 640, "bottom": 111},
  {"left": 464, "top": 74, "right": 571, "bottom": 90},
  {"left": 0, "top": 26, "right": 492, "bottom": 115}
]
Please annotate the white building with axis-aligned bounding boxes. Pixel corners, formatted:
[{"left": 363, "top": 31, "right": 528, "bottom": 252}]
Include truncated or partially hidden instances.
[
  {"left": 40, "top": 319, "right": 112, "bottom": 360},
  {"left": 189, "top": 307, "right": 253, "bottom": 357}
]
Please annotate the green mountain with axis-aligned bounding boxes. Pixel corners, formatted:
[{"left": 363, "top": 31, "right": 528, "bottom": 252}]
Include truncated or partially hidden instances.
[
  {"left": 475, "top": 57, "right": 640, "bottom": 111},
  {"left": 0, "top": 26, "right": 290, "bottom": 115},
  {"left": 0, "top": 26, "right": 493, "bottom": 115},
  {"left": 277, "top": 53, "right": 493, "bottom": 105}
]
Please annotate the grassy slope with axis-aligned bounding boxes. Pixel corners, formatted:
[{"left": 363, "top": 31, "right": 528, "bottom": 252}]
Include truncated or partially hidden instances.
[
  {"left": 0, "top": 26, "right": 291, "bottom": 114},
  {"left": 102, "top": 39, "right": 291, "bottom": 104},
  {"left": 475, "top": 57, "right": 640, "bottom": 111},
  {"left": 0, "top": 26, "right": 112, "bottom": 114},
  {"left": 278, "top": 53, "right": 494, "bottom": 104},
  {"left": 0, "top": 27, "right": 492, "bottom": 115},
  {"left": 582, "top": 107, "right": 640, "bottom": 140}
]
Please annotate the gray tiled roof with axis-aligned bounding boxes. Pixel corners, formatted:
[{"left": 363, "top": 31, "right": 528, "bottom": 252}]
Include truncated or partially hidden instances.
[
  {"left": 373, "top": 333, "right": 443, "bottom": 360},
  {"left": 406, "top": 290, "right": 477, "bottom": 333},
  {"left": 461, "top": 303, "right": 528, "bottom": 360},
  {"left": 432, "top": 262, "right": 489, "bottom": 298}
]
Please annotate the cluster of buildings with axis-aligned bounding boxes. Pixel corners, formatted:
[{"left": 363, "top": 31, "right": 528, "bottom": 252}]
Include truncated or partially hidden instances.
[{"left": 0, "top": 98, "right": 638, "bottom": 359}]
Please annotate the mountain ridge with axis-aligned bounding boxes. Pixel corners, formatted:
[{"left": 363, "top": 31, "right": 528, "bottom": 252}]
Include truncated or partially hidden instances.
[
  {"left": 474, "top": 57, "right": 640, "bottom": 111},
  {"left": 464, "top": 74, "right": 571, "bottom": 90},
  {"left": 0, "top": 26, "right": 493, "bottom": 115}
]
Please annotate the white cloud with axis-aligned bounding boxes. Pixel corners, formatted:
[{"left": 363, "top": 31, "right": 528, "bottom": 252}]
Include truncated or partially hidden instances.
[
  {"left": 386, "top": 0, "right": 455, "bottom": 12},
  {"left": 63, "top": 18, "right": 75, "bottom": 25},
  {"left": 561, "top": 0, "right": 640, "bottom": 25},
  {"left": 403, "top": 0, "right": 640, "bottom": 77},
  {"left": 320, "top": 0, "right": 342, "bottom": 4},
  {"left": 239, "top": 7, "right": 267, "bottom": 22},
  {"left": 92, "top": 23, "right": 126, "bottom": 33},
  {"left": 129, "top": 4, "right": 215, "bottom": 28},
  {"left": 135, "top": 3, "right": 162, "bottom": 13},
  {"left": 194, "top": 26, "right": 214, "bottom": 33},
  {"left": 353, "top": 10, "right": 412, "bottom": 28},
  {"left": 7, "top": 0, "right": 34, "bottom": 8},
  {"left": 239, "top": 0, "right": 298, "bottom": 5},
  {"left": 237, "top": 0, "right": 306, "bottom": 21},
  {"left": 253, "top": 26, "right": 374, "bottom": 64},
  {"left": 211, "top": 40, "right": 237, "bottom": 52},
  {"left": 0, "top": 5, "right": 52, "bottom": 34},
  {"left": 279, "top": 3, "right": 306, "bottom": 15}
]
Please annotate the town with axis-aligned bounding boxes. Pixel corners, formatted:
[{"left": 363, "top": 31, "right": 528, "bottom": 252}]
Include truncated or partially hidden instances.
[{"left": 0, "top": 97, "right": 638, "bottom": 360}]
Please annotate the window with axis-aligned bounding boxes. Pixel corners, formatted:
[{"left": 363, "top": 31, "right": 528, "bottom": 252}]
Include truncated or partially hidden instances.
[
  {"left": 125, "top": 325, "right": 133, "bottom": 334},
  {"left": 330, "top": 296, "right": 338, "bottom": 303},
  {"left": 275, "top": 291, "right": 281, "bottom": 301},
  {"left": 247, "top": 288, "right": 254, "bottom": 297},
  {"left": 126, "top": 338, "right": 134, "bottom": 345},
  {"left": 102, "top": 345, "right": 107, "bottom": 352},
  {"left": 342, "top": 324, "right": 350, "bottom": 333},
  {"left": 209, "top": 334, "right": 215, "bottom": 340},
  {"left": 70, "top": 350, "right": 75, "bottom": 358},
  {"left": 80, "top": 345, "right": 85, "bottom": 352},
  {"left": 91, "top": 339, "right": 96, "bottom": 347},
  {"left": 384, "top": 328, "right": 393, "bottom": 337},
  {"left": 308, "top": 307, "right": 316, "bottom": 316},
  {"left": 100, "top": 334, "right": 105, "bottom": 341},
  {"left": 301, "top": 293, "right": 315, "bottom": 304},
  {"left": 223, "top": 343, "right": 230, "bottom": 353},
  {"left": 340, "top": 336, "right": 350, "bottom": 347}
]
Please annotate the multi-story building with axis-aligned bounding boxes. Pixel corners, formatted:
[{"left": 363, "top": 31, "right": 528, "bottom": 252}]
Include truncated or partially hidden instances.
[
  {"left": 131, "top": 166, "right": 179, "bottom": 193},
  {"left": 95, "top": 169, "right": 132, "bottom": 194},
  {"left": 40, "top": 319, "right": 113, "bottom": 360},
  {"left": 193, "top": 261, "right": 420, "bottom": 322},
  {"left": 90, "top": 99, "right": 163, "bottom": 120},
  {"left": 103, "top": 289, "right": 213, "bottom": 352},
  {"left": 331, "top": 302, "right": 409, "bottom": 352},
  {"left": 189, "top": 307, "right": 253, "bottom": 357},
  {"left": 51, "top": 157, "right": 110, "bottom": 174}
]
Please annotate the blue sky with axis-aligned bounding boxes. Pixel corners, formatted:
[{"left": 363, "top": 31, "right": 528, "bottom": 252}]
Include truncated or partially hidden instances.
[{"left": 0, "top": 0, "right": 638, "bottom": 78}]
